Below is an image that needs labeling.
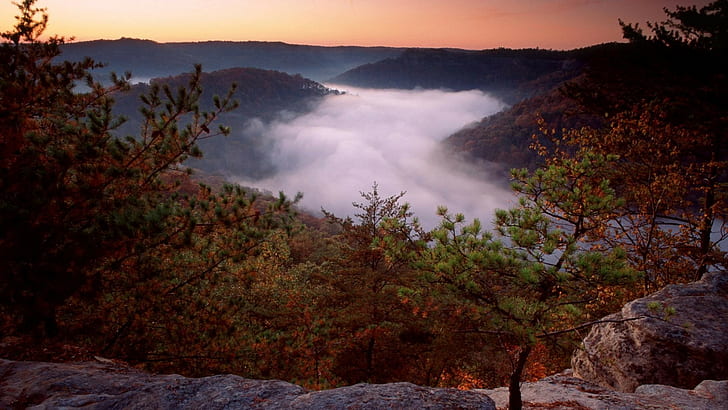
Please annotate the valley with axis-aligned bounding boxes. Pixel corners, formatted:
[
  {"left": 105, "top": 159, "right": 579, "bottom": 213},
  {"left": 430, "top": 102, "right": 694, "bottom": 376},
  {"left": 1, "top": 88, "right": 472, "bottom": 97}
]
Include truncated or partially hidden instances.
[{"left": 89, "top": 40, "right": 587, "bottom": 224}]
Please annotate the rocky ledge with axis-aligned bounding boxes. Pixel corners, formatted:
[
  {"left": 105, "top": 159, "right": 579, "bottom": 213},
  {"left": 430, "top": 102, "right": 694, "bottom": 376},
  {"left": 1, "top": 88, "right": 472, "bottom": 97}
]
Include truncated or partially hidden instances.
[
  {"left": 3, "top": 272, "right": 728, "bottom": 409},
  {"left": 2, "top": 358, "right": 727, "bottom": 409},
  {"left": 0, "top": 358, "right": 494, "bottom": 409},
  {"left": 479, "top": 370, "right": 727, "bottom": 409}
]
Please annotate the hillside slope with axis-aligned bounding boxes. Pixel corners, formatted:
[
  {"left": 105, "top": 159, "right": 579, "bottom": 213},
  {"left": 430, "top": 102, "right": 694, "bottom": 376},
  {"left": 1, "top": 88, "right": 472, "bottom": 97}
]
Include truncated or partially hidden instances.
[
  {"left": 442, "top": 43, "right": 643, "bottom": 170},
  {"left": 330, "top": 48, "right": 582, "bottom": 104},
  {"left": 112, "top": 67, "right": 338, "bottom": 179}
]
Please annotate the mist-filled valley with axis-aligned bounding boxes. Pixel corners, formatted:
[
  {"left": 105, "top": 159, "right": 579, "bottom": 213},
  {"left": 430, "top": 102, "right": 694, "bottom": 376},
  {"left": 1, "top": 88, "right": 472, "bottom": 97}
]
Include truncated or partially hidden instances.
[
  {"left": 108, "top": 65, "right": 518, "bottom": 227},
  {"left": 81, "top": 39, "right": 582, "bottom": 228},
  {"left": 232, "top": 86, "right": 511, "bottom": 227}
]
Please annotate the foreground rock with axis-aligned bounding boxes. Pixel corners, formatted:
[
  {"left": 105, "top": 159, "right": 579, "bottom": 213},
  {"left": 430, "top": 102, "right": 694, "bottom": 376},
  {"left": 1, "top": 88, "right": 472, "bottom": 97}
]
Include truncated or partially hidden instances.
[
  {"left": 572, "top": 271, "right": 728, "bottom": 392},
  {"left": 0, "top": 359, "right": 495, "bottom": 409},
  {"left": 479, "top": 370, "right": 728, "bottom": 409},
  {"left": 2, "top": 358, "right": 727, "bottom": 409}
]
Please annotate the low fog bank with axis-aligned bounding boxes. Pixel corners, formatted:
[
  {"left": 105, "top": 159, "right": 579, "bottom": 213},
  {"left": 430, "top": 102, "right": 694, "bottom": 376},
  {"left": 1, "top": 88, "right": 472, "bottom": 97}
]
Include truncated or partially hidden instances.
[{"left": 235, "top": 86, "right": 515, "bottom": 229}]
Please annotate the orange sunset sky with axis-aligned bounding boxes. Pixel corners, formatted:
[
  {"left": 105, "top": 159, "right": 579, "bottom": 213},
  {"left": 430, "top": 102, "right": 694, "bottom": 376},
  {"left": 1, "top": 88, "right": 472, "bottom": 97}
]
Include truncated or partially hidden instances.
[{"left": 0, "top": 0, "right": 715, "bottom": 50}]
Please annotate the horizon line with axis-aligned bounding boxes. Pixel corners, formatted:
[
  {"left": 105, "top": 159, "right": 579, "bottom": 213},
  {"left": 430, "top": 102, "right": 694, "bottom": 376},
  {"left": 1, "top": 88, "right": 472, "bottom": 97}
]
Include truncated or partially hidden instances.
[{"left": 60, "top": 36, "right": 626, "bottom": 53}]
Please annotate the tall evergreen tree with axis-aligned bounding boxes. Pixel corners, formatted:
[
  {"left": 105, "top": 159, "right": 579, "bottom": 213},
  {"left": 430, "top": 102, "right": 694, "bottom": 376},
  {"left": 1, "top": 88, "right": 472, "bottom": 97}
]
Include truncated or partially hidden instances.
[{"left": 322, "top": 183, "right": 432, "bottom": 384}]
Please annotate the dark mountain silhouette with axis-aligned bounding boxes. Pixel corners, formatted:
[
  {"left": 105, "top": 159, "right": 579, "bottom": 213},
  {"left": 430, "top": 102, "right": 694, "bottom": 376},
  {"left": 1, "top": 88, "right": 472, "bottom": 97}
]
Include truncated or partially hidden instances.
[
  {"left": 441, "top": 40, "right": 725, "bottom": 171},
  {"left": 112, "top": 67, "right": 338, "bottom": 179},
  {"left": 329, "top": 48, "right": 583, "bottom": 104},
  {"left": 60, "top": 38, "right": 405, "bottom": 83}
]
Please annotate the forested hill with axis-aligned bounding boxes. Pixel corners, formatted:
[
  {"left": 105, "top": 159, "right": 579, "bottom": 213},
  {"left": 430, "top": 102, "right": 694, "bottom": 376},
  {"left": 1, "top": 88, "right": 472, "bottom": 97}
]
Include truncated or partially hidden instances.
[
  {"left": 445, "top": 85, "right": 585, "bottom": 172},
  {"left": 113, "top": 67, "right": 338, "bottom": 179},
  {"left": 329, "top": 47, "right": 584, "bottom": 104},
  {"left": 4, "top": 3, "right": 727, "bottom": 406},
  {"left": 113, "top": 67, "right": 335, "bottom": 121},
  {"left": 60, "top": 38, "right": 404, "bottom": 82},
  {"left": 443, "top": 39, "right": 728, "bottom": 171}
]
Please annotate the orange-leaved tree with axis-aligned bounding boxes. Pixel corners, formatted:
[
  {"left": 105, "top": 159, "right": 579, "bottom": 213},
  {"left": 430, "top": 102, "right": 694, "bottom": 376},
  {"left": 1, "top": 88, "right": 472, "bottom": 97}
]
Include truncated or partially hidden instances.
[{"left": 561, "top": 0, "right": 728, "bottom": 291}]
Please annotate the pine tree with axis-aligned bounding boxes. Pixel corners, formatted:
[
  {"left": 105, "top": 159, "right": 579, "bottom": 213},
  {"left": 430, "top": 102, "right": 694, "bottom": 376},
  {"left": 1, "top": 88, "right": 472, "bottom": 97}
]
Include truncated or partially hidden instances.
[
  {"left": 322, "top": 183, "right": 432, "bottom": 384},
  {"left": 417, "top": 150, "right": 637, "bottom": 409},
  {"left": 0, "top": 1, "right": 298, "bottom": 355}
]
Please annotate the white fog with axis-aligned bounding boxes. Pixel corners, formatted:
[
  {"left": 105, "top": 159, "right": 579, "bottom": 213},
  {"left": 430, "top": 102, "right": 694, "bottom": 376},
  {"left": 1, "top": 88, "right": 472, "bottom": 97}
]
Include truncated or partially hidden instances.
[{"left": 235, "top": 86, "right": 515, "bottom": 228}]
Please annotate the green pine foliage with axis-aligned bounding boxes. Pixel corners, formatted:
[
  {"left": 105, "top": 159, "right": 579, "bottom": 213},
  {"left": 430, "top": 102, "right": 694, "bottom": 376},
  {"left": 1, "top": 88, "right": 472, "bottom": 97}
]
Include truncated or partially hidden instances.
[{"left": 411, "top": 147, "right": 637, "bottom": 408}]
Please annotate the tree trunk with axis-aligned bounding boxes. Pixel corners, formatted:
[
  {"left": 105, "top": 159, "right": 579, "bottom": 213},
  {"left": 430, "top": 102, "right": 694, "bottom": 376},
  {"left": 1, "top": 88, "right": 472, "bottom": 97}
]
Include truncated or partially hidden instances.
[
  {"left": 365, "top": 336, "right": 375, "bottom": 382},
  {"left": 696, "top": 162, "right": 716, "bottom": 280},
  {"left": 19, "top": 295, "right": 59, "bottom": 338},
  {"left": 508, "top": 345, "right": 532, "bottom": 410}
]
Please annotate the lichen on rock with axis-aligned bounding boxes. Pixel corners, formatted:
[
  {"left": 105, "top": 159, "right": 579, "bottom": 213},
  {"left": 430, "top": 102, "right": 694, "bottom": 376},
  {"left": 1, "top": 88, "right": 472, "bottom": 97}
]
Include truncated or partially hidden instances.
[{"left": 572, "top": 271, "right": 728, "bottom": 392}]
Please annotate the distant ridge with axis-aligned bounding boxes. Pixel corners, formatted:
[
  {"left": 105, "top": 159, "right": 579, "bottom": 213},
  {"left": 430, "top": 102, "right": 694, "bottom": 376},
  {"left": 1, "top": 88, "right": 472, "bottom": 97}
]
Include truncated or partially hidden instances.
[
  {"left": 60, "top": 39, "right": 405, "bottom": 82},
  {"left": 329, "top": 47, "right": 583, "bottom": 104}
]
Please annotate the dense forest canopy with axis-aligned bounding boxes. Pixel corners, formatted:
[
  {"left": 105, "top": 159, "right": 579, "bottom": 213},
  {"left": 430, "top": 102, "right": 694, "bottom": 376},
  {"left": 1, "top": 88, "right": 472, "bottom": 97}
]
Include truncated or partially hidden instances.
[{"left": 1, "top": 1, "right": 726, "bottom": 409}]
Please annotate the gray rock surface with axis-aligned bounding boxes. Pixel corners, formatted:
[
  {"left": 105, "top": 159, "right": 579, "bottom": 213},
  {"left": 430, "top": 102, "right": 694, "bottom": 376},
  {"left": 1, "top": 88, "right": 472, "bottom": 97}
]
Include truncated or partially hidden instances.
[
  {"left": 0, "top": 358, "right": 495, "bottom": 409},
  {"left": 2, "top": 358, "right": 727, "bottom": 409},
  {"left": 635, "top": 379, "right": 728, "bottom": 409},
  {"left": 572, "top": 271, "right": 728, "bottom": 392},
  {"left": 291, "top": 382, "right": 494, "bottom": 409},
  {"left": 478, "top": 370, "right": 728, "bottom": 409}
]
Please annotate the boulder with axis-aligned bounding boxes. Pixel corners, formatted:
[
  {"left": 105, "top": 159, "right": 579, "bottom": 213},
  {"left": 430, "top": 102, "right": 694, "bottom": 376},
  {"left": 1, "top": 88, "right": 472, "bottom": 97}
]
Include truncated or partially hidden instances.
[
  {"left": 572, "top": 271, "right": 728, "bottom": 392},
  {"left": 0, "top": 358, "right": 495, "bottom": 409},
  {"left": 478, "top": 370, "right": 728, "bottom": 409}
]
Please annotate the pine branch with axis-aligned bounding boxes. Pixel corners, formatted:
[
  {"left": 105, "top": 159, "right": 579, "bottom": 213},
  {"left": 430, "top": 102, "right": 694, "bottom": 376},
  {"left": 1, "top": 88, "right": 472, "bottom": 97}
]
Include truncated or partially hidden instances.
[{"left": 536, "top": 316, "right": 646, "bottom": 338}]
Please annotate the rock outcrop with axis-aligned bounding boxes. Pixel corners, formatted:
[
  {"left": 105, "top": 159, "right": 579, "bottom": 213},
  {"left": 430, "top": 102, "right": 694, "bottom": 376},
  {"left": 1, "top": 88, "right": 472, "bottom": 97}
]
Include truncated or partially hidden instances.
[
  {"left": 479, "top": 370, "right": 728, "bottom": 409},
  {"left": 0, "top": 359, "right": 495, "bottom": 409},
  {"left": 3, "top": 358, "right": 725, "bottom": 410},
  {"left": 572, "top": 271, "right": 728, "bottom": 392}
]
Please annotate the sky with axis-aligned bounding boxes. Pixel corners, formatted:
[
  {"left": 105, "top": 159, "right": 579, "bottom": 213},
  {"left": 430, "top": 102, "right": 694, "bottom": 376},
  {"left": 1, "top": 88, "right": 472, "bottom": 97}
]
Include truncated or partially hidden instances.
[
  {"left": 236, "top": 86, "right": 511, "bottom": 228},
  {"left": 0, "top": 0, "right": 715, "bottom": 50}
]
